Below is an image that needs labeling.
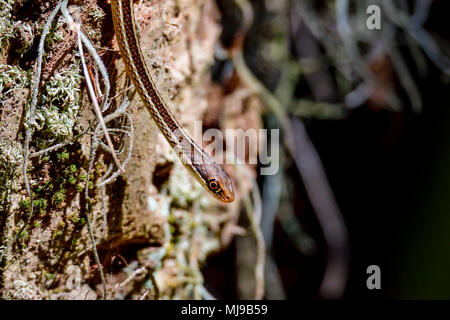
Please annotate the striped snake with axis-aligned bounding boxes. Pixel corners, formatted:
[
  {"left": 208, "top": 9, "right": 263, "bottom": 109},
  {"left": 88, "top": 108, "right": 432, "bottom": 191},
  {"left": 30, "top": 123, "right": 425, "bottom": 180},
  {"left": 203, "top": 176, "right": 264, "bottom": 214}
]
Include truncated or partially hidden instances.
[{"left": 110, "top": 0, "right": 234, "bottom": 203}]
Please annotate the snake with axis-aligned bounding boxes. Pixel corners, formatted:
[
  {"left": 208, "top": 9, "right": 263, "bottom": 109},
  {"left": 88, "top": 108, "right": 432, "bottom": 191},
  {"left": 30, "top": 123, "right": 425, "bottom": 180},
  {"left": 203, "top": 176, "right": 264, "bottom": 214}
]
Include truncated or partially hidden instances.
[{"left": 110, "top": 0, "right": 234, "bottom": 203}]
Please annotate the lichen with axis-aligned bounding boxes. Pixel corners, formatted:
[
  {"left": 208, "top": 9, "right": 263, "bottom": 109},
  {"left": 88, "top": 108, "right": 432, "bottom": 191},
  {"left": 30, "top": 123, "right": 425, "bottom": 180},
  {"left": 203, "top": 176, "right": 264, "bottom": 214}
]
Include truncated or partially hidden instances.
[
  {"left": 143, "top": 162, "right": 225, "bottom": 299},
  {"left": 0, "top": 64, "right": 29, "bottom": 99},
  {"left": 0, "top": 0, "right": 16, "bottom": 49},
  {"left": 44, "top": 15, "right": 64, "bottom": 47},
  {"left": 30, "top": 62, "right": 82, "bottom": 149},
  {"left": 0, "top": 140, "right": 22, "bottom": 212},
  {"left": 86, "top": 5, "right": 105, "bottom": 42},
  {"left": 165, "top": 161, "right": 205, "bottom": 208},
  {"left": 14, "top": 20, "right": 34, "bottom": 56},
  {"left": 88, "top": 6, "right": 105, "bottom": 23},
  {"left": 1, "top": 0, "right": 236, "bottom": 300},
  {"left": 6, "top": 280, "right": 38, "bottom": 299}
]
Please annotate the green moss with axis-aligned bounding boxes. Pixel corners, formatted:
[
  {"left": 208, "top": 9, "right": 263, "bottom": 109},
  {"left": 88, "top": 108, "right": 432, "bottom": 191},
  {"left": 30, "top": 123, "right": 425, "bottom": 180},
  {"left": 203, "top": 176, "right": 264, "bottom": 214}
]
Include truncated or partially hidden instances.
[
  {"left": 68, "top": 176, "right": 77, "bottom": 185},
  {"left": 69, "top": 164, "right": 77, "bottom": 173},
  {"left": 189, "top": 221, "right": 197, "bottom": 229},
  {"left": 167, "top": 214, "right": 176, "bottom": 224},
  {"left": 56, "top": 150, "right": 70, "bottom": 162},
  {"left": 33, "top": 198, "right": 47, "bottom": 214},
  {"left": 51, "top": 189, "right": 66, "bottom": 205},
  {"left": 18, "top": 230, "right": 29, "bottom": 240},
  {"left": 53, "top": 230, "right": 63, "bottom": 239},
  {"left": 19, "top": 199, "right": 31, "bottom": 209},
  {"left": 75, "top": 183, "right": 84, "bottom": 192},
  {"left": 43, "top": 24, "right": 63, "bottom": 48},
  {"left": 36, "top": 180, "right": 53, "bottom": 193},
  {"left": 69, "top": 212, "right": 85, "bottom": 225},
  {"left": 69, "top": 213, "right": 79, "bottom": 224}
]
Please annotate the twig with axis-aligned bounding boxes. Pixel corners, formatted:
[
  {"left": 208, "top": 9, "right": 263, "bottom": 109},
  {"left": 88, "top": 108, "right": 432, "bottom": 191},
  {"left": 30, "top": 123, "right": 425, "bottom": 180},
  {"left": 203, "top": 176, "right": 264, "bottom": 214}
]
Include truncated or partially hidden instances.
[
  {"left": 76, "top": 24, "right": 124, "bottom": 174},
  {"left": 114, "top": 267, "right": 147, "bottom": 292},
  {"left": 29, "top": 124, "right": 91, "bottom": 158},
  {"left": 77, "top": 24, "right": 107, "bottom": 299},
  {"left": 97, "top": 111, "right": 134, "bottom": 187},
  {"left": 61, "top": 1, "right": 111, "bottom": 111}
]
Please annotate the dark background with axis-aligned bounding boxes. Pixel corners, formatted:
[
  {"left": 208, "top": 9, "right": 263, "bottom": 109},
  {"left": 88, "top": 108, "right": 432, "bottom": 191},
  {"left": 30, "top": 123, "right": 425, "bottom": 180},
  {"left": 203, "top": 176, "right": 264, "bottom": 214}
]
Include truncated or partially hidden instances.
[{"left": 203, "top": 0, "right": 450, "bottom": 300}]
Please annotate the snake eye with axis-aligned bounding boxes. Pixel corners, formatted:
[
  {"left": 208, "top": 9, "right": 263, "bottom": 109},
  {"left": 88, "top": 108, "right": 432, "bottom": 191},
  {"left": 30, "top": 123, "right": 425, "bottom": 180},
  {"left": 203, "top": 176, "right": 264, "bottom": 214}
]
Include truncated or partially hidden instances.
[{"left": 208, "top": 179, "right": 221, "bottom": 193}]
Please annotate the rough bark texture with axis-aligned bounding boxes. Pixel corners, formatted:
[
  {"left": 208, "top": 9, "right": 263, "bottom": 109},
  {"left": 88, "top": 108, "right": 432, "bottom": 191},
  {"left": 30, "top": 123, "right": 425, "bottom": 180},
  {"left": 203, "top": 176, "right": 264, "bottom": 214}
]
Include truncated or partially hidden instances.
[{"left": 0, "top": 0, "right": 260, "bottom": 299}]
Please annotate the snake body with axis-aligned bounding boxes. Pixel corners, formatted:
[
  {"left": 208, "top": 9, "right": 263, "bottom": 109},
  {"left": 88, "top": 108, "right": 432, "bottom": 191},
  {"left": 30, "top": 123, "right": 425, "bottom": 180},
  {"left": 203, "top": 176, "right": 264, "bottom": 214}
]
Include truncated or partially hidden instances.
[{"left": 110, "top": 0, "right": 234, "bottom": 202}]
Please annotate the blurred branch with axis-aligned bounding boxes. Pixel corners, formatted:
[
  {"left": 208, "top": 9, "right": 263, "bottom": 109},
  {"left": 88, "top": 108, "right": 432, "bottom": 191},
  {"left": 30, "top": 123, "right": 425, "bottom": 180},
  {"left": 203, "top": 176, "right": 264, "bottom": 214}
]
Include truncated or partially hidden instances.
[
  {"left": 335, "top": 0, "right": 403, "bottom": 111},
  {"left": 383, "top": 0, "right": 450, "bottom": 75},
  {"left": 232, "top": 0, "right": 350, "bottom": 299},
  {"left": 290, "top": 117, "right": 349, "bottom": 299},
  {"left": 291, "top": 0, "right": 449, "bottom": 113}
]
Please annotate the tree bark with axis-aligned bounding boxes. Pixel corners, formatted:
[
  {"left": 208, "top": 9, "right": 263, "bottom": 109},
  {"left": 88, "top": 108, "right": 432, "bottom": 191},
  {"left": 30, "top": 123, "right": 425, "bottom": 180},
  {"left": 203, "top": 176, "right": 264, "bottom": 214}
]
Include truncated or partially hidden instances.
[{"left": 0, "top": 0, "right": 259, "bottom": 299}]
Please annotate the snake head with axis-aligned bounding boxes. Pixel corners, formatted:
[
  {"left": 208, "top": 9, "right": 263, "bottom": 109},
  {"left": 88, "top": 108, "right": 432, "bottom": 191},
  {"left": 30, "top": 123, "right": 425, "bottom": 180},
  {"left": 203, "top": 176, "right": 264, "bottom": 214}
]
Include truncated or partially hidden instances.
[
  {"left": 206, "top": 168, "right": 235, "bottom": 203},
  {"left": 182, "top": 151, "right": 235, "bottom": 203},
  {"left": 174, "top": 132, "right": 235, "bottom": 203}
]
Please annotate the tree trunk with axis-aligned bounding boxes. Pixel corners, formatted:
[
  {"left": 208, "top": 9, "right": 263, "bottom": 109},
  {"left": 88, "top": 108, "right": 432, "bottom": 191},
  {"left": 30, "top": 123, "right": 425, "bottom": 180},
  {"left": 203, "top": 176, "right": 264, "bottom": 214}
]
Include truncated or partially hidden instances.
[{"left": 0, "top": 0, "right": 259, "bottom": 299}]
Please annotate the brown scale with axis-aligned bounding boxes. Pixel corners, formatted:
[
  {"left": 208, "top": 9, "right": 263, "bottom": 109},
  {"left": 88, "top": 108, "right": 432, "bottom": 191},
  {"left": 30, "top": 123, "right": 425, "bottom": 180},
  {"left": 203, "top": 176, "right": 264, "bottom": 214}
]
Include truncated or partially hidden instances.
[{"left": 119, "top": 0, "right": 179, "bottom": 133}]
